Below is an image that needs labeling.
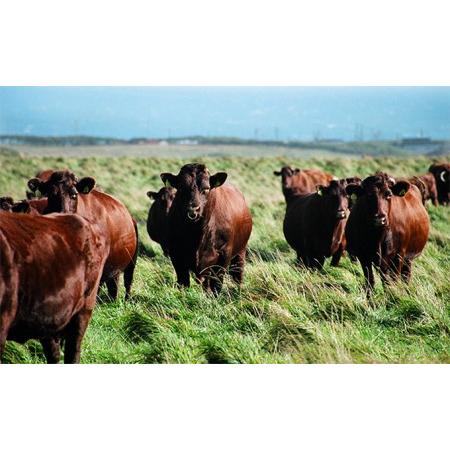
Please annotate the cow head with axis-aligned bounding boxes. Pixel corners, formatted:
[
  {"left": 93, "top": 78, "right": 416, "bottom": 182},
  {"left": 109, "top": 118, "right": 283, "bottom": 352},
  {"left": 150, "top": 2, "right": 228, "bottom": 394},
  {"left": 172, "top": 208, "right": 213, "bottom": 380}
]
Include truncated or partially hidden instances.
[
  {"left": 147, "top": 187, "right": 176, "bottom": 215},
  {"left": 346, "top": 173, "right": 410, "bottom": 228},
  {"left": 27, "top": 170, "right": 96, "bottom": 213},
  {"left": 0, "top": 196, "right": 14, "bottom": 212},
  {"left": 273, "top": 166, "right": 300, "bottom": 190},
  {"left": 316, "top": 180, "right": 349, "bottom": 219},
  {"left": 160, "top": 164, "right": 227, "bottom": 221}
]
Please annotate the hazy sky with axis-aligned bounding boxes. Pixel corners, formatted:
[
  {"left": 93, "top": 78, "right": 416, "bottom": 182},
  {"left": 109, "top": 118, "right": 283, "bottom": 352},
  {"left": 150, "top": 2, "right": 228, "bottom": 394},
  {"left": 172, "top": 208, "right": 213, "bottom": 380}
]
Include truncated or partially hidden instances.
[{"left": 1, "top": 87, "right": 449, "bottom": 140}]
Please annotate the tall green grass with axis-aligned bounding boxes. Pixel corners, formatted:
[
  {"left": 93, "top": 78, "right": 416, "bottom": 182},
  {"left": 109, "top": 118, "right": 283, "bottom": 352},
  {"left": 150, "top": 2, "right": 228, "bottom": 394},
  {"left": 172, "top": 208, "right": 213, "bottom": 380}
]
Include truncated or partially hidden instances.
[{"left": 1, "top": 153, "right": 449, "bottom": 363}]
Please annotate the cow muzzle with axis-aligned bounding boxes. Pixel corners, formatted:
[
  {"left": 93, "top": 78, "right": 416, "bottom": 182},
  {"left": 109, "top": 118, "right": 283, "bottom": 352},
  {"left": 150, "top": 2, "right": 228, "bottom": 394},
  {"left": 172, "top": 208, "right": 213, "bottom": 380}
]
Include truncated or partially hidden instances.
[
  {"left": 336, "top": 209, "right": 346, "bottom": 219},
  {"left": 187, "top": 205, "right": 201, "bottom": 221},
  {"left": 373, "top": 214, "right": 388, "bottom": 227}
]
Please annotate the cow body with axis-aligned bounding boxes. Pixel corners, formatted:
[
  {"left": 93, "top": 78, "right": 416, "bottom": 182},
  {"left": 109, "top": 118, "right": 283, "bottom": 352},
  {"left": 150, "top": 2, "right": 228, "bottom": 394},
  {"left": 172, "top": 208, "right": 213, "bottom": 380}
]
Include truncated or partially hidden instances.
[
  {"left": 274, "top": 166, "right": 334, "bottom": 203},
  {"left": 283, "top": 180, "right": 349, "bottom": 268},
  {"left": 161, "top": 164, "right": 252, "bottom": 294},
  {"left": 345, "top": 174, "right": 429, "bottom": 291},
  {"left": 146, "top": 187, "right": 176, "bottom": 256},
  {"left": 0, "top": 212, "right": 108, "bottom": 363},
  {"left": 28, "top": 171, "right": 138, "bottom": 300}
]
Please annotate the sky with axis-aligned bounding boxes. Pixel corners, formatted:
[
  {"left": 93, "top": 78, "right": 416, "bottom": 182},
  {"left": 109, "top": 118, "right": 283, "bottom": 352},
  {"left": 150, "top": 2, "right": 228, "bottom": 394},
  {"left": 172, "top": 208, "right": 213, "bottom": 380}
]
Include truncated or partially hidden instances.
[{"left": 1, "top": 87, "right": 449, "bottom": 141}]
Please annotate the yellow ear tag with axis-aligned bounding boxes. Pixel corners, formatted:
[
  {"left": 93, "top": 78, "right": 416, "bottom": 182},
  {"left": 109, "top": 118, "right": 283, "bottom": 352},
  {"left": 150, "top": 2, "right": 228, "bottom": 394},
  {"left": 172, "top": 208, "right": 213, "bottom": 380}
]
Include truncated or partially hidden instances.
[
  {"left": 165, "top": 179, "right": 171, "bottom": 188},
  {"left": 399, "top": 189, "right": 406, "bottom": 196},
  {"left": 83, "top": 186, "right": 90, "bottom": 194},
  {"left": 351, "top": 193, "right": 357, "bottom": 202}
]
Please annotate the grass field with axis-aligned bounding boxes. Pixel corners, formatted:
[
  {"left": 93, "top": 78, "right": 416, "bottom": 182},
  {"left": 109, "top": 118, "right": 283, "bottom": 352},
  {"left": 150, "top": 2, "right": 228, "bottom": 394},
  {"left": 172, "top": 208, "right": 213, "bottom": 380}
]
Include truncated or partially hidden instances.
[{"left": 1, "top": 151, "right": 449, "bottom": 363}]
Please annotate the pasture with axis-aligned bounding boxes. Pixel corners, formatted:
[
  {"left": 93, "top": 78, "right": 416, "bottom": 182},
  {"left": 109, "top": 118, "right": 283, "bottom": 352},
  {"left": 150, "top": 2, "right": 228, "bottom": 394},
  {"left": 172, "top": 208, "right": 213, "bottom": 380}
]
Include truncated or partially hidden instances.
[{"left": 1, "top": 150, "right": 449, "bottom": 363}]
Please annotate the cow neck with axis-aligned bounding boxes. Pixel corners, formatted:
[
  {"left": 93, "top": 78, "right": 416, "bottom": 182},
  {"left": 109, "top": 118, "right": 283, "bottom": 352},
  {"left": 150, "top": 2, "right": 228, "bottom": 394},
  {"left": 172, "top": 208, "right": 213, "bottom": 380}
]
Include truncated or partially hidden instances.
[{"left": 284, "top": 191, "right": 304, "bottom": 209}]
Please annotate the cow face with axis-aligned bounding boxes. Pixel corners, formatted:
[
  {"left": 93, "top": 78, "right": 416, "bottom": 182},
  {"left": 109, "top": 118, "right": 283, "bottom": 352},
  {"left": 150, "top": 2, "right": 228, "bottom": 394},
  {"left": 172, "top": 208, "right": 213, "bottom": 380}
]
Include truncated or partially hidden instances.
[
  {"left": 161, "top": 164, "right": 227, "bottom": 221},
  {"left": 27, "top": 170, "right": 95, "bottom": 213},
  {"left": 347, "top": 174, "right": 410, "bottom": 228},
  {"left": 147, "top": 187, "right": 176, "bottom": 215},
  {"left": 317, "top": 180, "right": 349, "bottom": 219},
  {"left": 429, "top": 164, "right": 450, "bottom": 200},
  {"left": 0, "top": 196, "right": 14, "bottom": 212},
  {"left": 273, "top": 166, "right": 300, "bottom": 190}
]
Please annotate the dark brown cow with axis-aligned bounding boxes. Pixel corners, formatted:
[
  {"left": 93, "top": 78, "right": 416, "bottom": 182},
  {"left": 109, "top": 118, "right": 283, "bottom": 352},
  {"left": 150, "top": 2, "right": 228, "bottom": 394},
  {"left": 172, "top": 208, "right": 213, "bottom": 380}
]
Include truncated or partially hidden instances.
[
  {"left": 27, "top": 170, "right": 138, "bottom": 300},
  {"left": 0, "top": 211, "right": 109, "bottom": 363},
  {"left": 283, "top": 180, "right": 349, "bottom": 268},
  {"left": 161, "top": 163, "right": 253, "bottom": 294},
  {"left": 146, "top": 187, "right": 176, "bottom": 256},
  {"left": 0, "top": 197, "right": 48, "bottom": 215},
  {"left": 274, "top": 166, "right": 335, "bottom": 203},
  {"left": 345, "top": 173, "right": 429, "bottom": 292},
  {"left": 428, "top": 163, "right": 450, "bottom": 205}
]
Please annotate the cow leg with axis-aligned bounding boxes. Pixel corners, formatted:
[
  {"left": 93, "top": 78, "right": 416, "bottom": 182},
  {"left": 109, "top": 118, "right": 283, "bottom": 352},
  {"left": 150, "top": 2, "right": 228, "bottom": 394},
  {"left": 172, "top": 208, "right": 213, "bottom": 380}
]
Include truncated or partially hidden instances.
[
  {"left": 0, "top": 332, "right": 6, "bottom": 364},
  {"left": 401, "top": 259, "right": 412, "bottom": 283},
  {"left": 63, "top": 310, "right": 92, "bottom": 364},
  {"left": 296, "top": 252, "right": 305, "bottom": 267},
  {"left": 106, "top": 274, "right": 119, "bottom": 300},
  {"left": 312, "top": 255, "right": 325, "bottom": 270},
  {"left": 171, "top": 256, "right": 191, "bottom": 287},
  {"left": 361, "top": 260, "right": 375, "bottom": 293},
  {"left": 41, "top": 337, "right": 61, "bottom": 364},
  {"left": 123, "top": 261, "right": 136, "bottom": 301},
  {"left": 229, "top": 249, "right": 246, "bottom": 285},
  {"left": 330, "top": 247, "right": 343, "bottom": 267},
  {"left": 124, "top": 226, "right": 138, "bottom": 300},
  {"left": 209, "top": 266, "right": 226, "bottom": 296}
]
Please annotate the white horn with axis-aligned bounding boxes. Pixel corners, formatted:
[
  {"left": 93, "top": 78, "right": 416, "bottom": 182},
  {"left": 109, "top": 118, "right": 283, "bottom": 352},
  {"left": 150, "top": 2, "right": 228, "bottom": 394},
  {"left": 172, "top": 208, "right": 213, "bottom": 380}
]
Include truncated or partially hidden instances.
[{"left": 440, "top": 170, "right": 446, "bottom": 183}]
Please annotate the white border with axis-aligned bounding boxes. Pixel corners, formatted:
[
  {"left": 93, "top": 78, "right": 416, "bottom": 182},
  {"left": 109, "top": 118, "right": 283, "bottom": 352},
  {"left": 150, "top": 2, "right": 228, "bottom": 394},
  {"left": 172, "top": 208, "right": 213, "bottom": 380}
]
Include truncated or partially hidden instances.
[{"left": 1, "top": 1, "right": 450, "bottom": 85}]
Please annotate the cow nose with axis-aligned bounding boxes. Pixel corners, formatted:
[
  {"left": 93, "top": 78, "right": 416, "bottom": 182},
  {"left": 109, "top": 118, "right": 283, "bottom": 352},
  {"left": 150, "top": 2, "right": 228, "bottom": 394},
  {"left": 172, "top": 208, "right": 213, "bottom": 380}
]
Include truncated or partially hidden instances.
[
  {"left": 187, "top": 205, "right": 201, "bottom": 220},
  {"left": 374, "top": 213, "right": 387, "bottom": 226}
]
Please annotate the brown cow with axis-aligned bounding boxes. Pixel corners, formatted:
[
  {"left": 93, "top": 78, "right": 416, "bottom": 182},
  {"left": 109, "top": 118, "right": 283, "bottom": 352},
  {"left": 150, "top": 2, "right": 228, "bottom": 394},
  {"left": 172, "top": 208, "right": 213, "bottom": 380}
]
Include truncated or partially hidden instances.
[
  {"left": 146, "top": 187, "right": 176, "bottom": 256},
  {"left": 283, "top": 180, "right": 349, "bottom": 269},
  {"left": 274, "top": 166, "right": 335, "bottom": 203},
  {"left": 161, "top": 163, "right": 253, "bottom": 294},
  {"left": 428, "top": 163, "right": 450, "bottom": 205},
  {"left": 345, "top": 173, "right": 429, "bottom": 292},
  {"left": 0, "top": 211, "right": 109, "bottom": 363},
  {"left": 27, "top": 170, "right": 138, "bottom": 300}
]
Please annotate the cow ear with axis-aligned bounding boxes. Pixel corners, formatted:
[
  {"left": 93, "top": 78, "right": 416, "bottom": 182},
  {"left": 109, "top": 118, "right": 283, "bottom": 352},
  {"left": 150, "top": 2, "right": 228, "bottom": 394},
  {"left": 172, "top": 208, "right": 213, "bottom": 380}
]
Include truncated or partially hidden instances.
[
  {"left": 316, "top": 185, "right": 326, "bottom": 196},
  {"left": 161, "top": 173, "right": 178, "bottom": 188},
  {"left": 147, "top": 191, "right": 158, "bottom": 199},
  {"left": 77, "top": 177, "right": 96, "bottom": 194},
  {"left": 27, "top": 178, "right": 44, "bottom": 195},
  {"left": 392, "top": 181, "right": 410, "bottom": 197},
  {"left": 210, "top": 172, "right": 227, "bottom": 188},
  {"left": 439, "top": 169, "right": 448, "bottom": 183},
  {"left": 273, "top": 171, "right": 282, "bottom": 176}
]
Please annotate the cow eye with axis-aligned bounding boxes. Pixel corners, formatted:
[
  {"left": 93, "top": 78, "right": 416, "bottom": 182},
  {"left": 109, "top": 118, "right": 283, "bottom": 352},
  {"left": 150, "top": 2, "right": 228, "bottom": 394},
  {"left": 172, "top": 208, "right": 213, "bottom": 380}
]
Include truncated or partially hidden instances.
[{"left": 385, "top": 191, "right": 392, "bottom": 199}]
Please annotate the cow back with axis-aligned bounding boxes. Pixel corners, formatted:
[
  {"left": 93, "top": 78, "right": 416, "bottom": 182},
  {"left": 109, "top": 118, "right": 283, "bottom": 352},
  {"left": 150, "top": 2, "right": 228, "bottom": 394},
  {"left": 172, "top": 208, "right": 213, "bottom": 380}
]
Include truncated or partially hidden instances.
[{"left": 75, "top": 190, "right": 137, "bottom": 279}]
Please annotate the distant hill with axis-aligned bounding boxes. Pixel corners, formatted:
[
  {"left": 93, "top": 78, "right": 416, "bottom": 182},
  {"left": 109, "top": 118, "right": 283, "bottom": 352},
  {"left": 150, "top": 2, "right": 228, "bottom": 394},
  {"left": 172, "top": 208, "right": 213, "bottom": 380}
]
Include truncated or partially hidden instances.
[{"left": 1, "top": 134, "right": 449, "bottom": 157}]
